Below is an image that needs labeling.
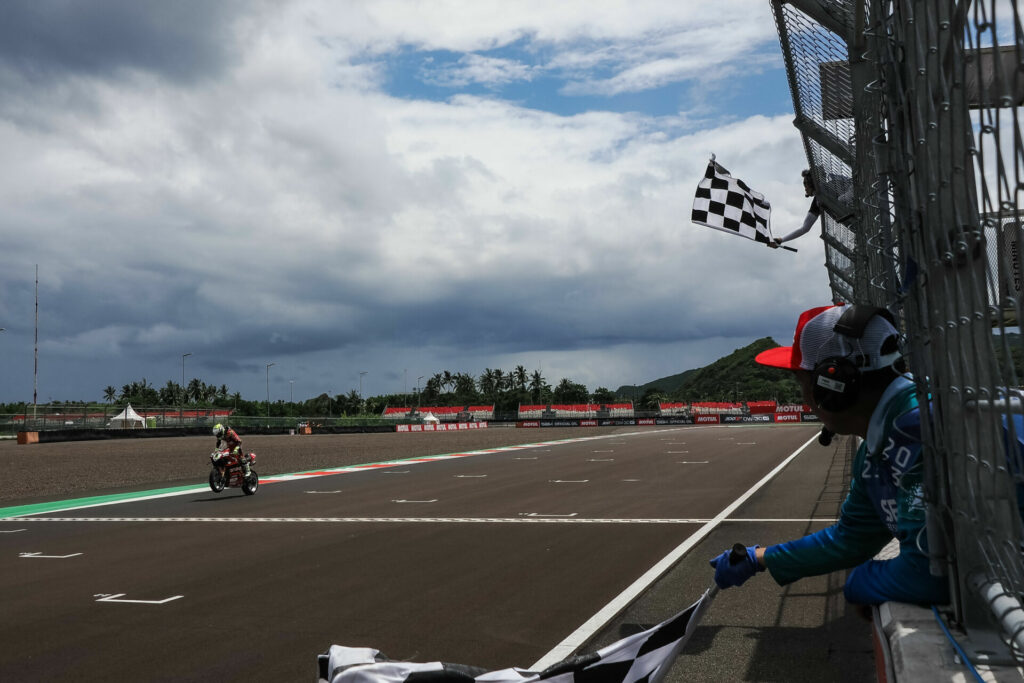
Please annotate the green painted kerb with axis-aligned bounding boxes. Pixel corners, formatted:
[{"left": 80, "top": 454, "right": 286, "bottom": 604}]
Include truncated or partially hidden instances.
[{"left": 0, "top": 484, "right": 204, "bottom": 518}]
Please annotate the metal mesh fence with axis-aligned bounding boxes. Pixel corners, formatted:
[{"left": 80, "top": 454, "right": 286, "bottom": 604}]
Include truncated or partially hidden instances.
[{"left": 774, "top": 0, "right": 1024, "bottom": 664}]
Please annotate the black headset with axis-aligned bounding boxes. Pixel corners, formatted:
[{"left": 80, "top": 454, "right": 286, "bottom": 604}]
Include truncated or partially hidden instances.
[{"left": 811, "top": 305, "right": 900, "bottom": 413}]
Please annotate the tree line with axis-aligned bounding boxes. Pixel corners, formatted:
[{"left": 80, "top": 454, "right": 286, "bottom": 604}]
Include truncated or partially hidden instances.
[
  {"left": 0, "top": 339, "right": 809, "bottom": 417},
  {"left": 0, "top": 367, "right": 616, "bottom": 417}
]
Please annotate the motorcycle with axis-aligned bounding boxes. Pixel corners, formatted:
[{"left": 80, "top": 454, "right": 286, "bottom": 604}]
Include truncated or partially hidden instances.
[{"left": 209, "top": 448, "right": 259, "bottom": 495}]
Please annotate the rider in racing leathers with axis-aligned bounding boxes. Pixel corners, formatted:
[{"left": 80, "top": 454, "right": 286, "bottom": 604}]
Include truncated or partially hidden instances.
[{"left": 213, "top": 423, "right": 250, "bottom": 476}]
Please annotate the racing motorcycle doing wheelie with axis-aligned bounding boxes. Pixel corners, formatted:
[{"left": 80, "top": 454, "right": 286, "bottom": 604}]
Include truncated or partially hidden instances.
[{"left": 208, "top": 448, "right": 259, "bottom": 495}]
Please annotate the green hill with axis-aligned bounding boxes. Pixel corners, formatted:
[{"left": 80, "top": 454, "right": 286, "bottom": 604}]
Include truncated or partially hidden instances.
[{"left": 616, "top": 337, "right": 803, "bottom": 404}]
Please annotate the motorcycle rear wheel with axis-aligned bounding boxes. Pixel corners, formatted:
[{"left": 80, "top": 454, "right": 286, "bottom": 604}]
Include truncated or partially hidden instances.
[
  {"left": 209, "top": 468, "right": 226, "bottom": 493},
  {"left": 242, "top": 470, "right": 259, "bottom": 496}
]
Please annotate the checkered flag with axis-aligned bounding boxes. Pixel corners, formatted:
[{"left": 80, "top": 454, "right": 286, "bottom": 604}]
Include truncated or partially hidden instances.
[
  {"left": 691, "top": 158, "right": 773, "bottom": 245},
  {"left": 318, "top": 589, "right": 714, "bottom": 683}
]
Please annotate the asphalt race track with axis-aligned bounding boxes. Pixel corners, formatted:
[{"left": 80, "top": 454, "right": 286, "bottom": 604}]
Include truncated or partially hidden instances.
[{"left": 0, "top": 424, "right": 836, "bottom": 681}]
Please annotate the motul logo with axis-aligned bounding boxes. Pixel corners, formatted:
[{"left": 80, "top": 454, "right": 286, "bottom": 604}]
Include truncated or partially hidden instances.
[
  {"left": 774, "top": 413, "right": 800, "bottom": 422},
  {"left": 776, "top": 404, "right": 804, "bottom": 413},
  {"left": 519, "top": 421, "right": 540, "bottom": 428},
  {"left": 637, "top": 418, "right": 655, "bottom": 425},
  {"left": 696, "top": 415, "right": 719, "bottom": 423}
]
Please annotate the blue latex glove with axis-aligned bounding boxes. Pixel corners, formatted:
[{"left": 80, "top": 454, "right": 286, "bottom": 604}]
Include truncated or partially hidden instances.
[{"left": 708, "top": 545, "right": 764, "bottom": 589}]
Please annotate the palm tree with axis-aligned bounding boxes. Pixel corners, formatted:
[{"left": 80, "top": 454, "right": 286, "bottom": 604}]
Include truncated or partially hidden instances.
[
  {"left": 529, "top": 370, "right": 547, "bottom": 403},
  {"left": 478, "top": 369, "right": 496, "bottom": 399},
  {"left": 187, "top": 378, "right": 203, "bottom": 404},
  {"left": 454, "top": 373, "right": 478, "bottom": 403},
  {"left": 159, "top": 380, "right": 178, "bottom": 406},
  {"left": 103, "top": 386, "right": 117, "bottom": 403},
  {"left": 514, "top": 365, "right": 528, "bottom": 392}
]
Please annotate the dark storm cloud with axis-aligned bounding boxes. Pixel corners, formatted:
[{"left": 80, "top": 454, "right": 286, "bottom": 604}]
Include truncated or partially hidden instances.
[{"left": 0, "top": 1, "right": 250, "bottom": 85}]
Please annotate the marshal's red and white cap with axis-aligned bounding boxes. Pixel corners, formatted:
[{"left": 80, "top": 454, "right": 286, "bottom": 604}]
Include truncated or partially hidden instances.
[{"left": 755, "top": 304, "right": 901, "bottom": 372}]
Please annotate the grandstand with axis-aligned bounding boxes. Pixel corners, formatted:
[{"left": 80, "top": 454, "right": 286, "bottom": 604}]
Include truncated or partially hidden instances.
[
  {"left": 689, "top": 402, "right": 745, "bottom": 416},
  {"left": 381, "top": 405, "right": 494, "bottom": 422},
  {"left": 658, "top": 402, "right": 689, "bottom": 416},
  {"left": 465, "top": 405, "right": 494, "bottom": 421},
  {"left": 602, "top": 403, "right": 634, "bottom": 417},
  {"left": 517, "top": 403, "right": 636, "bottom": 419},
  {"left": 517, "top": 404, "right": 546, "bottom": 419}
]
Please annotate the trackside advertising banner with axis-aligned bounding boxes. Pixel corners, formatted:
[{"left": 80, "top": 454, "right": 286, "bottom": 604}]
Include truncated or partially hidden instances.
[
  {"left": 722, "top": 415, "right": 771, "bottom": 424},
  {"left": 518, "top": 418, "right": 692, "bottom": 428},
  {"left": 396, "top": 422, "right": 488, "bottom": 433},
  {"left": 514, "top": 413, "right": 818, "bottom": 428}
]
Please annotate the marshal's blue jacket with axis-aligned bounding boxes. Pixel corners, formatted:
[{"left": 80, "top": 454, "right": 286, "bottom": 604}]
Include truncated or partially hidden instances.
[{"left": 764, "top": 376, "right": 949, "bottom": 606}]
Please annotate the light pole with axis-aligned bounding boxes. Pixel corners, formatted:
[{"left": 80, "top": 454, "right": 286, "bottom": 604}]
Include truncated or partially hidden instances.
[
  {"left": 417, "top": 376, "right": 424, "bottom": 409},
  {"left": 289, "top": 380, "right": 294, "bottom": 403},
  {"left": 266, "top": 362, "right": 275, "bottom": 421},
  {"left": 359, "top": 371, "right": 367, "bottom": 415},
  {"left": 181, "top": 353, "right": 191, "bottom": 426}
]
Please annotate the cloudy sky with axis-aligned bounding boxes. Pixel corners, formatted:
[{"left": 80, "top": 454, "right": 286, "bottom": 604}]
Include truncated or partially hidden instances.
[{"left": 0, "top": 1, "right": 830, "bottom": 405}]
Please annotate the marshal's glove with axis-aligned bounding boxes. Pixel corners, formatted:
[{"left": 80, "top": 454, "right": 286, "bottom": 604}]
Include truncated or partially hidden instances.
[{"left": 708, "top": 544, "right": 765, "bottom": 589}]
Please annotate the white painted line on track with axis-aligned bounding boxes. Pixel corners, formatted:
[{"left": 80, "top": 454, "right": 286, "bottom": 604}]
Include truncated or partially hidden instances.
[
  {"left": 454, "top": 475, "right": 487, "bottom": 478},
  {"left": 391, "top": 499, "right": 437, "bottom": 504},
  {"left": 530, "top": 430, "right": 821, "bottom": 670},
  {"left": 677, "top": 461, "right": 709, "bottom": 464},
  {"left": 95, "top": 593, "right": 183, "bottom": 605},
  {"left": 1, "top": 516, "right": 838, "bottom": 524},
  {"left": 548, "top": 479, "right": 589, "bottom": 483},
  {"left": 19, "top": 551, "right": 82, "bottom": 558},
  {"left": 520, "top": 513, "right": 579, "bottom": 518},
  {"left": 1, "top": 529, "right": 26, "bottom": 533},
  {"left": 305, "top": 490, "right": 342, "bottom": 494}
]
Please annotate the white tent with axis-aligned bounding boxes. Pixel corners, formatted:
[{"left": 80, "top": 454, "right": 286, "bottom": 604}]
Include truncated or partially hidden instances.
[
  {"left": 421, "top": 412, "right": 440, "bottom": 424},
  {"left": 108, "top": 403, "right": 147, "bottom": 429}
]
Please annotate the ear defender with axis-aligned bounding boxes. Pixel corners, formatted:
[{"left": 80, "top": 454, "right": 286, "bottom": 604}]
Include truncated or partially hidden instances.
[
  {"left": 810, "top": 305, "right": 896, "bottom": 413},
  {"left": 812, "top": 356, "right": 863, "bottom": 412}
]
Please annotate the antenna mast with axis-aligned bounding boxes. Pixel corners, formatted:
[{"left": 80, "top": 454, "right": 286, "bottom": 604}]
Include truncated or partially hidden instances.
[{"left": 33, "top": 264, "right": 38, "bottom": 422}]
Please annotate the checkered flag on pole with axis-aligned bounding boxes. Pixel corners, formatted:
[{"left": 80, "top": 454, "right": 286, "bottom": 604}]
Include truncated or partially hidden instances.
[
  {"left": 318, "top": 589, "right": 714, "bottom": 683},
  {"left": 691, "top": 157, "right": 773, "bottom": 246}
]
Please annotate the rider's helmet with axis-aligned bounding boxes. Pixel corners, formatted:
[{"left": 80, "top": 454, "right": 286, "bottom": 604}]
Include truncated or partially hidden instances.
[{"left": 213, "top": 423, "right": 225, "bottom": 438}]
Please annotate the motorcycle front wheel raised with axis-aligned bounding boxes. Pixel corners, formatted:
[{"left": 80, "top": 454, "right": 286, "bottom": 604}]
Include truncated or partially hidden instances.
[
  {"left": 242, "top": 470, "right": 259, "bottom": 496},
  {"left": 209, "top": 468, "right": 226, "bottom": 493}
]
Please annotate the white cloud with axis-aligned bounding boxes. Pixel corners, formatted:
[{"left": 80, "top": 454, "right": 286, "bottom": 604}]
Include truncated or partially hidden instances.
[
  {"left": 0, "top": 1, "right": 829, "bottom": 403},
  {"left": 421, "top": 54, "right": 536, "bottom": 88}
]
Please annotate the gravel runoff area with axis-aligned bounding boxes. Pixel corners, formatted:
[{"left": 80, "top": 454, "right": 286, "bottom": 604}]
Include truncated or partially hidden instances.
[{"left": 0, "top": 427, "right": 631, "bottom": 506}]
